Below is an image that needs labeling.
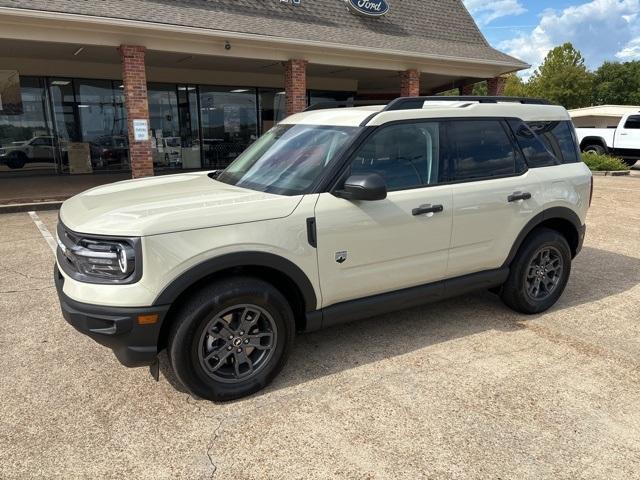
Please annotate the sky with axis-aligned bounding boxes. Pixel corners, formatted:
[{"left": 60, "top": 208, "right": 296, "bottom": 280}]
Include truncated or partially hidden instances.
[{"left": 463, "top": 0, "right": 640, "bottom": 77}]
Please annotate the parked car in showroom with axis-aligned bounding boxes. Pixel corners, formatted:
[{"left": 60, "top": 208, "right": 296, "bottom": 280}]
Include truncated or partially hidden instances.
[{"left": 54, "top": 96, "right": 592, "bottom": 401}]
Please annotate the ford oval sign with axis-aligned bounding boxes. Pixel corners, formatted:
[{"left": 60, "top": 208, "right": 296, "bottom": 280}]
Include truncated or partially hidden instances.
[{"left": 346, "top": 0, "right": 389, "bottom": 17}]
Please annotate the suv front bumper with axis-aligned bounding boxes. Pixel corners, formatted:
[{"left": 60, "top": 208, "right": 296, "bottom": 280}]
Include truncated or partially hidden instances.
[{"left": 54, "top": 265, "right": 170, "bottom": 367}]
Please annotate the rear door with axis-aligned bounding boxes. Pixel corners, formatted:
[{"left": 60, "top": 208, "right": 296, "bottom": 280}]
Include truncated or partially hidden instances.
[
  {"left": 314, "top": 121, "right": 453, "bottom": 308},
  {"left": 445, "top": 119, "right": 544, "bottom": 278},
  {"left": 615, "top": 114, "right": 640, "bottom": 150}
]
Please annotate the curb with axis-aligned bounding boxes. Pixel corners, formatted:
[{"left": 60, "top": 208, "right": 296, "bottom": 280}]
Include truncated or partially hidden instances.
[
  {"left": 591, "top": 171, "right": 631, "bottom": 177},
  {"left": 0, "top": 201, "right": 63, "bottom": 214}
]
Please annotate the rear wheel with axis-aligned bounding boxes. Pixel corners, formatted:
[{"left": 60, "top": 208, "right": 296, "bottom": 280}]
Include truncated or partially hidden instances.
[
  {"left": 501, "top": 228, "right": 572, "bottom": 314},
  {"left": 168, "top": 277, "right": 295, "bottom": 401},
  {"left": 583, "top": 143, "right": 605, "bottom": 155}
]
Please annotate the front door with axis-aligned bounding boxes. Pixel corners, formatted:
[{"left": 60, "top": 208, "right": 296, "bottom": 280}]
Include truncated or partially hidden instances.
[
  {"left": 315, "top": 121, "right": 453, "bottom": 308},
  {"left": 615, "top": 114, "right": 640, "bottom": 151}
]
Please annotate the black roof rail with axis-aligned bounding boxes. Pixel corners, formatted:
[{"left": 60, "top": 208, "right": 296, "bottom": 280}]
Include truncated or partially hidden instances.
[
  {"left": 383, "top": 96, "right": 552, "bottom": 111},
  {"left": 304, "top": 100, "right": 387, "bottom": 112}
]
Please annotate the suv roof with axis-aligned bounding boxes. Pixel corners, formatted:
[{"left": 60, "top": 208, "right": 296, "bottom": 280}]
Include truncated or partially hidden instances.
[{"left": 283, "top": 98, "right": 571, "bottom": 128}]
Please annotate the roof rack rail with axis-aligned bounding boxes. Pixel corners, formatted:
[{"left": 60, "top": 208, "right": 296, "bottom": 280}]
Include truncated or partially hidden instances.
[
  {"left": 383, "top": 96, "right": 552, "bottom": 111},
  {"left": 304, "top": 100, "right": 387, "bottom": 112}
]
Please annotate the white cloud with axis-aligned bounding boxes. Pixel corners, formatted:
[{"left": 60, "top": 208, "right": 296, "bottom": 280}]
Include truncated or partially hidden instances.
[
  {"left": 498, "top": 0, "right": 640, "bottom": 78},
  {"left": 616, "top": 37, "right": 640, "bottom": 59},
  {"left": 463, "top": 0, "right": 527, "bottom": 26}
]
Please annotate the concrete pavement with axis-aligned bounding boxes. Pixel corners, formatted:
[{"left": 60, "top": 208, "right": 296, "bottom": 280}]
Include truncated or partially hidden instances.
[{"left": 0, "top": 176, "right": 639, "bottom": 479}]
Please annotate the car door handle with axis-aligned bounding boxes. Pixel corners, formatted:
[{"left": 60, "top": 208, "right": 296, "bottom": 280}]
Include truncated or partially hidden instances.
[
  {"left": 412, "top": 204, "right": 444, "bottom": 216},
  {"left": 508, "top": 191, "right": 532, "bottom": 203}
]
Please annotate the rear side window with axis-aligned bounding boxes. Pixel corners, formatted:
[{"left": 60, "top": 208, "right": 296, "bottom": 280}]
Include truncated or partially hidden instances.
[
  {"left": 526, "top": 120, "right": 580, "bottom": 164},
  {"left": 624, "top": 115, "right": 640, "bottom": 129},
  {"left": 446, "top": 120, "right": 522, "bottom": 181},
  {"left": 509, "top": 120, "right": 560, "bottom": 168}
]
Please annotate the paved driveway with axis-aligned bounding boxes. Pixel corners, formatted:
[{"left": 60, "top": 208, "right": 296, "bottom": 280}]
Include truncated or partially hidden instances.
[{"left": 1, "top": 176, "right": 639, "bottom": 479}]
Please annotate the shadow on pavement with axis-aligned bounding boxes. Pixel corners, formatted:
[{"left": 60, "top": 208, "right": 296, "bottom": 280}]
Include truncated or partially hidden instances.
[{"left": 160, "top": 246, "right": 640, "bottom": 400}]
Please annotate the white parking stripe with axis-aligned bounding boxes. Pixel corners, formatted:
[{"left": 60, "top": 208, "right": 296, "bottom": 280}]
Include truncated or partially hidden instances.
[{"left": 28, "top": 211, "right": 57, "bottom": 255}]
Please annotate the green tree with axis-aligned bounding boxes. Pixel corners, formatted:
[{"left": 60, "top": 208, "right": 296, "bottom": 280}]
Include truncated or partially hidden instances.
[
  {"left": 528, "top": 42, "right": 593, "bottom": 109},
  {"left": 592, "top": 61, "right": 640, "bottom": 105},
  {"left": 503, "top": 74, "right": 530, "bottom": 97}
]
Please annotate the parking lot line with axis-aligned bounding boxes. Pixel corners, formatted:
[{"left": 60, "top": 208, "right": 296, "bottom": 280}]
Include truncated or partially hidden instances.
[{"left": 28, "top": 211, "right": 57, "bottom": 255}]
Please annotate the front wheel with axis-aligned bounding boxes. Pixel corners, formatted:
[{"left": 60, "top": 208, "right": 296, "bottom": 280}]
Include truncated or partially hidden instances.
[
  {"left": 501, "top": 228, "right": 572, "bottom": 314},
  {"left": 168, "top": 277, "right": 295, "bottom": 401}
]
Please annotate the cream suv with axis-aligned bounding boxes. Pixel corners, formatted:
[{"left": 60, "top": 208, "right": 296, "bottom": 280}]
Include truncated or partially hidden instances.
[{"left": 55, "top": 97, "right": 592, "bottom": 401}]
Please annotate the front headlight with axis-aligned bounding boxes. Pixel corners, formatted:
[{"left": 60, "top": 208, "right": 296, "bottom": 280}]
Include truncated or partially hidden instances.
[
  {"left": 57, "top": 223, "right": 142, "bottom": 284},
  {"left": 73, "top": 239, "right": 136, "bottom": 280}
]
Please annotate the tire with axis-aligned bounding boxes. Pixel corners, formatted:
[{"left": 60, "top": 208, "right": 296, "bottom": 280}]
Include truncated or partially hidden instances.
[
  {"left": 501, "top": 228, "right": 572, "bottom": 314},
  {"left": 168, "top": 276, "right": 295, "bottom": 401},
  {"left": 7, "top": 152, "right": 26, "bottom": 169},
  {"left": 583, "top": 144, "right": 605, "bottom": 155}
]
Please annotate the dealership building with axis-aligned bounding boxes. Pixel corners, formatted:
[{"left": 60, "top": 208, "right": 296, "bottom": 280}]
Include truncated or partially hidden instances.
[{"left": 0, "top": 0, "right": 527, "bottom": 203}]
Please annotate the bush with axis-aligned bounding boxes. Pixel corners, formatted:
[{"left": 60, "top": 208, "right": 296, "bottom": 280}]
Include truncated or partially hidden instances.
[{"left": 581, "top": 152, "right": 629, "bottom": 171}]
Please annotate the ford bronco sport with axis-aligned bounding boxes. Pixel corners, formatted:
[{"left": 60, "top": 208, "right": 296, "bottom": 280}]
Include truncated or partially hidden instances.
[{"left": 55, "top": 96, "right": 592, "bottom": 401}]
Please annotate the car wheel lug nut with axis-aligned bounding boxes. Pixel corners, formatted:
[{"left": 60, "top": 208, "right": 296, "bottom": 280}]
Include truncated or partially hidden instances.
[
  {"left": 237, "top": 348, "right": 242, "bottom": 353},
  {"left": 227, "top": 346, "right": 232, "bottom": 351},
  {"left": 244, "top": 339, "right": 249, "bottom": 344}
]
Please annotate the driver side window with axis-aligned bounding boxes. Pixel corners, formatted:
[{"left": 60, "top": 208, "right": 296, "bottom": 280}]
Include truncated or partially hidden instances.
[{"left": 349, "top": 122, "right": 441, "bottom": 191}]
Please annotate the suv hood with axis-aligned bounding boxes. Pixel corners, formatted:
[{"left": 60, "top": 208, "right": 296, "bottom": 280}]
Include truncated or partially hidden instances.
[{"left": 60, "top": 172, "right": 303, "bottom": 237}]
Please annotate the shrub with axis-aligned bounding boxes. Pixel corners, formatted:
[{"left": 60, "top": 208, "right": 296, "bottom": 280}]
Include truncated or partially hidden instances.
[{"left": 581, "top": 152, "right": 629, "bottom": 171}]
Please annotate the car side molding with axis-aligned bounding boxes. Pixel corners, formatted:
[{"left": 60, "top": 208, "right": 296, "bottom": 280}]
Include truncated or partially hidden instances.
[
  {"left": 305, "top": 267, "right": 509, "bottom": 332},
  {"left": 153, "top": 251, "right": 318, "bottom": 312}
]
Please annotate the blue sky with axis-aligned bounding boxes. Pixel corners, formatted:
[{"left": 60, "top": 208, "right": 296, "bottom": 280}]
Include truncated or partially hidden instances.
[{"left": 463, "top": 0, "right": 640, "bottom": 77}]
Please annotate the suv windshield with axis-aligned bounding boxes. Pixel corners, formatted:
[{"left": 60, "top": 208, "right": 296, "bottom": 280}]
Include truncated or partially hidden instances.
[{"left": 217, "top": 124, "right": 360, "bottom": 195}]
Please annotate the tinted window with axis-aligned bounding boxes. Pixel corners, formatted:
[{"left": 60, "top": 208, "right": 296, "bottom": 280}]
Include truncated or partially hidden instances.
[
  {"left": 447, "top": 120, "right": 519, "bottom": 181},
  {"left": 348, "top": 122, "right": 441, "bottom": 191},
  {"left": 624, "top": 115, "right": 640, "bottom": 129},
  {"left": 510, "top": 120, "right": 560, "bottom": 168},
  {"left": 527, "top": 120, "right": 580, "bottom": 164}
]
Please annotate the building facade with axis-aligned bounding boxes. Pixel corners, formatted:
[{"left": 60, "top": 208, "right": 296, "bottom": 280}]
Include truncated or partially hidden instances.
[{"left": 0, "top": 0, "right": 527, "bottom": 201}]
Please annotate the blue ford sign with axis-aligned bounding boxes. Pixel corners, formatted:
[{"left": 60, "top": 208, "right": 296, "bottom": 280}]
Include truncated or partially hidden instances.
[{"left": 346, "top": 0, "right": 389, "bottom": 17}]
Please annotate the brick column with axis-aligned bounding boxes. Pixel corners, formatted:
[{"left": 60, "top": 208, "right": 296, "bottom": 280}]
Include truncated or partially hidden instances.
[
  {"left": 284, "top": 59, "right": 308, "bottom": 117},
  {"left": 460, "top": 84, "right": 475, "bottom": 95},
  {"left": 400, "top": 69, "right": 420, "bottom": 97},
  {"left": 487, "top": 76, "right": 507, "bottom": 96},
  {"left": 119, "top": 45, "right": 153, "bottom": 178}
]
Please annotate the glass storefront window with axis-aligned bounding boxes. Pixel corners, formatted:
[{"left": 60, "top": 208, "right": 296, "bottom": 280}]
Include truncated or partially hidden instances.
[
  {"left": 258, "top": 88, "right": 286, "bottom": 135},
  {"left": 0, "top": 76, "right": 56, "bottom": 175},
  {"left": 49, "top": 78, "right": 129, "bottom": 173},
  {"left": 309, "top": 90, "right": 356, "bottom": 108},
  {"left": 199, "top": 86, "right": 258, "bottom": 170}
]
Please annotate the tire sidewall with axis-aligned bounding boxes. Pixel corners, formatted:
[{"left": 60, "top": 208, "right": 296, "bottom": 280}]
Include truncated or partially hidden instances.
[
  {"left": 508, "top": 229, "right": 572, "bottom": 313},
  {"left": 169, "top": 278, "right": 295, "bottom": 401}
]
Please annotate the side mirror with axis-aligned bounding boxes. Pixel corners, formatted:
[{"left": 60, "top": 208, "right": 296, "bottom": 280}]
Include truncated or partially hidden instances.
[{"left": 335, "top": 173, "right": 387, "bottom": 201}]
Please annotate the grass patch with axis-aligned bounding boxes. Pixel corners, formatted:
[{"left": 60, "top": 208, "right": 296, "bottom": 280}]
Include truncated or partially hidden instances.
[{"left": 582, "top": 152, "right": 629, "bottom": 172}]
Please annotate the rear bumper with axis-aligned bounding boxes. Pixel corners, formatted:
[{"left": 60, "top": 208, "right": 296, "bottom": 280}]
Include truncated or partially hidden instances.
[{"left": 54, "top": 265, "right": 170, "bottom": 367}]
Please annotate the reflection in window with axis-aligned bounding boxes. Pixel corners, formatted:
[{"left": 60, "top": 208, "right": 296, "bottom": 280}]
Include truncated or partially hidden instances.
[
  {"left": 350, "top": 122, "right": 441, "bottom": 191},
  {"left": 526, "top": 120, "right": 579, "bottom": 164},
  {"left": 448, "top": 120, "right": 519, "bottom": 181},
  {"left": 49, "top": 78, "right": 129, "bottom": 173},
  {"left": 0, "top": 76, "right": 56, "bottom": 175},
  {"left": 200, "top": 87, "right": 258, "bottom": 170}
]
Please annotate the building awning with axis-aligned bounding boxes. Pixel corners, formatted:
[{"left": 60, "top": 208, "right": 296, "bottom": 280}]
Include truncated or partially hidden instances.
[{"left": 0, "top": 0, "right": 528, "bottom": 73}]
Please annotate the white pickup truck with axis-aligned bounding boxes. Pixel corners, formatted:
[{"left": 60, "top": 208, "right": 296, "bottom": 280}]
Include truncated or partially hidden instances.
[{"left": 575, "top": 111, "right": 640, "bottom": 165}]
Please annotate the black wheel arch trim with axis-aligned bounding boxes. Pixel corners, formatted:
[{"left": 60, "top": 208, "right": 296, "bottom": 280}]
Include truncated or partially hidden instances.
[
  {"left": 153, "top": 251, "right": 318, "bottom": 312},
  {"left": 580, "top": 136, "right": 608, "bottom": 151},
  {"left": 501, "top": 206, "right": 584, "bottom": 268}
]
